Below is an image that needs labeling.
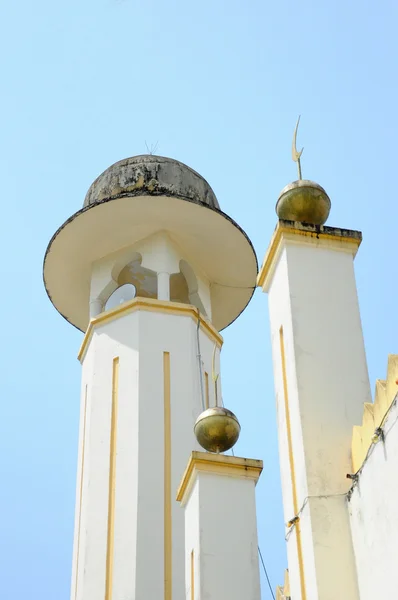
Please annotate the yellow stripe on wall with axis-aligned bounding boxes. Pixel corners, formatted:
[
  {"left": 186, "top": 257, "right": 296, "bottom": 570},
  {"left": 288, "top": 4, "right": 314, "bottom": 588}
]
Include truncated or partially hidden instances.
[
  {"left": 279, "top": 328, "right": 306, "bottom": 600},
  {"left": 190, "top": 550, "right": 195, "bottom": 600},
  {"left": 74, "top": 384, "right": 88, "bottom": 600},
  {"left": 105, "top": 357, "right": 119, "bottom": 600},
  {"left": 164, "top": 352, "right": 172, "bottom": 600}
]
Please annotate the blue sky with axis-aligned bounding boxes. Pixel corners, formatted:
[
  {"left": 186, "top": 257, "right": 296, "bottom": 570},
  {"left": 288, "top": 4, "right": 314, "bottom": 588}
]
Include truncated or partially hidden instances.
[{"left": 1, "top": 0, "right": 397, "bottom": 598}]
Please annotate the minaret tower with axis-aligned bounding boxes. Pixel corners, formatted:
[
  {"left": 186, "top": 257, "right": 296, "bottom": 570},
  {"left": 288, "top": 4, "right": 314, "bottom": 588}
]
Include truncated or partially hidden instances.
[
  {"left": 258, "top": 124, "right": 371, "bottom": 599},
  {"left": 43, "top": 155, "right": 257, "bottom": 600}
]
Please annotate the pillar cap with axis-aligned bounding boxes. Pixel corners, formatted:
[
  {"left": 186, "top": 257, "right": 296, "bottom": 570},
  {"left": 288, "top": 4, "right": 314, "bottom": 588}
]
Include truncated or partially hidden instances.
[
  {"left": 176, "top": 451, "right": 263, "bottom": 505},
  {"left": 257, "top": 220, "right": 362, "bottom": 292}
]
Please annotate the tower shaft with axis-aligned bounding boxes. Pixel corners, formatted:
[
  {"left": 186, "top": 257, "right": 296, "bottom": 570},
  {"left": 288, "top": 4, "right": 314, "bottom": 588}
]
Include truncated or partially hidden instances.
[
  {"left": 259, "top": 221, "right": 371, "bottom": 600},
  {"left": 70, "top": 301, "right": 222, "bottom": 600}
]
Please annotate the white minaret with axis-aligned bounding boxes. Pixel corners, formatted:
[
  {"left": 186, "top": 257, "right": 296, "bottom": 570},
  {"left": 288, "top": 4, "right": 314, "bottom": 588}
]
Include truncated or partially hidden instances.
[
  {"left": 258, "top": 168, "right": 371, "bottom": 598},
  {"left": 43, "top": 155, "right": 257, "bottom": 600}
]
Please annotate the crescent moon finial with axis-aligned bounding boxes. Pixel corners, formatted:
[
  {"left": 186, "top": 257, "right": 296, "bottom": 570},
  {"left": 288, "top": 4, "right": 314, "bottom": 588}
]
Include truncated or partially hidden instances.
[{"left": 292, "top": 115, "right": 304, "bottom": 180}]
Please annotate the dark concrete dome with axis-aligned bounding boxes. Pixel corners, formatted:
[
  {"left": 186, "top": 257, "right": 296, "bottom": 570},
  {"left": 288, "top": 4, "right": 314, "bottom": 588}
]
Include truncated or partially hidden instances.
[{"left": 84, "top": 154, "right": 219, "bottom": 210}]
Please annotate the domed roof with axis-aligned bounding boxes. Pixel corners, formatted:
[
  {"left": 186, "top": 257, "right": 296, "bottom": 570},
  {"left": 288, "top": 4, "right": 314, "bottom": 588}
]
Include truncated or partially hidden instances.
[
  {"left": 84, "top": 155, "right": 219, "bottom": 210},
  {"left": 44, "top": 154, "right": 258, "bottom": 333}
]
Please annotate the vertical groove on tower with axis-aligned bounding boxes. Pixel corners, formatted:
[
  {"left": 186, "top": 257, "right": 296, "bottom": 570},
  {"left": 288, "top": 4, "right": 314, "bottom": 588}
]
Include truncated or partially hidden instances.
[
  {"left": 105, "top": 357, "right": 119, "bottom": 600},
  {"left": 74, "top": 384, "right": 88, "bottom": 600},
  {"left": 279, "top": 328, "right": 307, "bottom": 600},
  {"left": 163, "top": 352, "right": 172, "bottom": 600}
]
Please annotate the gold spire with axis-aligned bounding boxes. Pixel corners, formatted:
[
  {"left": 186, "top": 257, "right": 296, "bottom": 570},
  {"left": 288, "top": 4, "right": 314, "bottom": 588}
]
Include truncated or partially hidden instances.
[
  {"left": 292, "top": 115, "right": 304, "bottom": 180},
  {"left": 275, "top": 116, "right": 331, "bottom": 225}
]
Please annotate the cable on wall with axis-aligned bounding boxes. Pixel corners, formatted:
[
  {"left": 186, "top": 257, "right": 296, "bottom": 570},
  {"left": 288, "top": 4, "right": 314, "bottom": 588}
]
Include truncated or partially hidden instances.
[{"left": 258, "top": 545, "right": 276, "bottom": 600}]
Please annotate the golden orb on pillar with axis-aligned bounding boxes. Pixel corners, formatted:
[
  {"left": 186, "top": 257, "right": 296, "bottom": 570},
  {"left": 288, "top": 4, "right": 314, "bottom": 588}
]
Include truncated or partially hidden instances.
[
  {"left": 276, "top": 179, "right": 331, "bottom": 225},
  {"left": 194, "top": 407, "right": 241, "bottom": 453}
]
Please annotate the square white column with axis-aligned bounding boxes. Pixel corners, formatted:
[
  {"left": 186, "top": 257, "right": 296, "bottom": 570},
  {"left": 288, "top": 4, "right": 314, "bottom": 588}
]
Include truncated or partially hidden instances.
[{"left": 177, "top": 452, "right": 263, "bottom": 600}]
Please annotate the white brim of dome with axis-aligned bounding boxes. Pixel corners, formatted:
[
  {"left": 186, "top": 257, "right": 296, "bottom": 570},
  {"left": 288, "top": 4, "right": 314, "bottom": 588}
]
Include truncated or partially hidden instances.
[{"left": 43, "top": 194, "right": 258, "bottom": 332}]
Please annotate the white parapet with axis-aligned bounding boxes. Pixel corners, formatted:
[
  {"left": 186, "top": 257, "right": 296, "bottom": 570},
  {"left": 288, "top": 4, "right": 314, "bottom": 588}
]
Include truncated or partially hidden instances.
[
  {"left": 177, "top": 451, "right": 263, "bottom": 600},
  {"left": 258, "top": 221, "right": 372, "bottom": 600}
]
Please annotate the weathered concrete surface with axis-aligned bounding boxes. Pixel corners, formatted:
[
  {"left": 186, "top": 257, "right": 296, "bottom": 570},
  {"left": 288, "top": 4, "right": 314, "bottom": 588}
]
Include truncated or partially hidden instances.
[
  {"left": 84, "top": 155, "right": 220, "bottom": 209},
  {"left": 349, "top": 395, "right": 398, "bottom": 600}
]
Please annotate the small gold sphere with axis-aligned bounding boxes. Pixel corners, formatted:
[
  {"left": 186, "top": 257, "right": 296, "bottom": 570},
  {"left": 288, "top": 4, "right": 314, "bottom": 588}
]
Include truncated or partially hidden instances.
[
  {"left": 194, "top": 407, "right": 241, "bottom": 453},
  {"left": 276, "top": 180, "right": 331, "bottom": 225}
]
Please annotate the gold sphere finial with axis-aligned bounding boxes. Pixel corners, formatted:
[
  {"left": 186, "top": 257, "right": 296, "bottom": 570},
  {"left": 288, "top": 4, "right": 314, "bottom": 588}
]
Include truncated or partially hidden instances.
[
  {"left": 194, "top": 407, "right": 241, "bottom": 453},
  {"left": 276, "top": 116, "right": 331, "bottom": 225}
]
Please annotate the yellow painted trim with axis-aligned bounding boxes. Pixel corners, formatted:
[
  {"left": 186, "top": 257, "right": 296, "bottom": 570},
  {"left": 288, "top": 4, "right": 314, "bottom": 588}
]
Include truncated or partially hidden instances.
[
  {"left": 105, "top": 358, "right": 119, "bottom": 600},
  {"left": 204, "top": 372, "right": 209, "bottom": 409},
  {"left": 78, "top": 297, "right": 223, "bottom": 363},
  {"left": 257, "top": 221, "right": 362, "bottom": 289},
  {"left": 190, "top": 550, "right": 195, "bottom": 600},
  {"left": 352, "top": 354, "right": 398, "bottom": 472},
  {"left": 176, "top": 451, "right": 263, "bottom": 503},
  {"left": 164, "top": 352, "right": 172, "bottom": 600},
  {"left": 74, "top": 384, "right": 88, "bottom": 600},
  {"left": 280, "top": 328, "right": 306, "bottom": 600}
]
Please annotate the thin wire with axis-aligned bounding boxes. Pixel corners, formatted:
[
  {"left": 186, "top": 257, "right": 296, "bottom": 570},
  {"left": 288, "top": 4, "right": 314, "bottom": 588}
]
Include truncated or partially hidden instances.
[
  {"left": 285, "top": 493, "right": 347, "bottom": 541},
  {"left": 258, "top": 546, "right": 275, "bottom": 600},
  {"left": 348, "top": 392, "right": 398, "bottom": 494},
  {"left": 196, "top": 309, "right": 205, "bottom": 411}
]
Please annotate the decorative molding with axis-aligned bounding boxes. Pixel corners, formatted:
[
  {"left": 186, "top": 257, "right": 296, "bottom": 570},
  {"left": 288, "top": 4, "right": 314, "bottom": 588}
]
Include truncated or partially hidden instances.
[
  {"left": 352, "top": 354, "right": 398, "bottom": 472},
  {"left": 257, "top": 220, "right": 362, "bottom": 291},
  {"left": 105, "top": 358, "right": 119, "bottom": 600},
  {"left": 176, "top": 451, "right": 263, "bottom": 504},
  {"left": 279, "top": 328, "right": 306, "bottom": 600},
  {"left": 276, "top": 569, "right": 291, "bottom": 600},
  {"left": 164, "top": 352, "right": 172, "bottom": 600},
  {"left": 78, "top": 297, "right": 223, "bottom": 363}
]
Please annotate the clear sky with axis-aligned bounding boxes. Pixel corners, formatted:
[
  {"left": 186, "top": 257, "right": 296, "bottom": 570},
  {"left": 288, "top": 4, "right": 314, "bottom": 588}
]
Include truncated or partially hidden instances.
[{"left": 1, "top": 0, "right": 397, "bottom": 598}]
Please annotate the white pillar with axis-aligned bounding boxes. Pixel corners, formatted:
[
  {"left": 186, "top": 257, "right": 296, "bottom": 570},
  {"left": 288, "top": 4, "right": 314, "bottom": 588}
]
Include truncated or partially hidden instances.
[
  {"left": 70, "top": 298, "right": 223, "bottom": 600},
  {"left": 89, "top": 298, "right": 103, "bottom": 318},
  {"left": 177, "top": 451, "right": 263, "bottom": 600},
  {"left": 258, "top": 221, "right": 370, "bottom": 600},
  {"left": 158, "top": 271, "right": 171, "bottom": 300}
]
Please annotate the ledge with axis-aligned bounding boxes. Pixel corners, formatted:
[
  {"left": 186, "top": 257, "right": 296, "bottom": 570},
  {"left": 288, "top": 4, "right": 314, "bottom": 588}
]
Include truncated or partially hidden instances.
[
  {"left": 257, "top": 220, "right": 362, "bottom": 291},
  {"left": 78, "top": 297, "right": 223, "bottom": 362},
  {"left": 176, "top": 451, "right": 263, "bottom": 504}
]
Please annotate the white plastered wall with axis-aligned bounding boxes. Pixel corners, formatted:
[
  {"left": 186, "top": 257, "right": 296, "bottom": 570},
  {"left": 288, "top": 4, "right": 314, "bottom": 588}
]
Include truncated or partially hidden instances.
[
  {"left": 184, "top": 473, "right": 261, "bottom": 600},
  {"left": 70, "top": 308, "right": 222, "bottom": 600},
  {"left": 266, "top": 236, "right": 371, "bottom": 599},
  {"left": 349, "top": 398, "right": 398, "bottom": 600}
]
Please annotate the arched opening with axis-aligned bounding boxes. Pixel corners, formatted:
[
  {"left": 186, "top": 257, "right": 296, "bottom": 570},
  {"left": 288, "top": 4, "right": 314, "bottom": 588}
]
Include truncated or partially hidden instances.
[
  {"left": 117, "top": 256, "right": 157, "bottom": 300},
  {"left": 170, "top": 260, "right": 207, "bottom": 315},
  {"left": 170, "top": 271, "right": 190, "bottom": 304}
]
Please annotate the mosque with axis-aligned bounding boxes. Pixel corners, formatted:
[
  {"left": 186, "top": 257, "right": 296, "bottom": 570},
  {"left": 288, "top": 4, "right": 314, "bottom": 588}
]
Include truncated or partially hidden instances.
[{"left": 43, "top": 132, "right": 398, "bottom": 599}]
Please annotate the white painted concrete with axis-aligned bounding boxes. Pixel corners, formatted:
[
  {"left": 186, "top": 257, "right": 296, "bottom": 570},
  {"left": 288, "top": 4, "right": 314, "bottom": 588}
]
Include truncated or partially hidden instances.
[
  {"left": 89, "top": 231, "right": 211, "bottom": 319},
  {"left": 183, "top": 472, "right": 261, "bottom": 600},
  {"left": 264, "top": 233, "right": 371, "bottom": 599},
  {"left": 158, "top": 271, "right": 171, "bottom": 300},
  {"left": 70, "top": 308, "right": 222, "bottom": 600},
  {"left": 349, "top": 397, "right": 398, "bottom": 600}
]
